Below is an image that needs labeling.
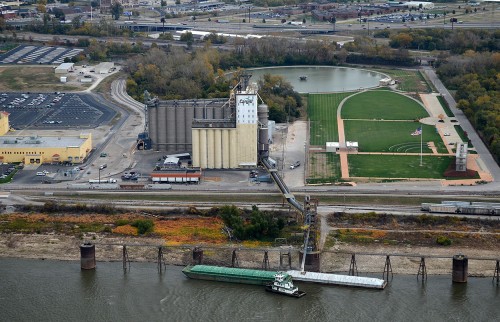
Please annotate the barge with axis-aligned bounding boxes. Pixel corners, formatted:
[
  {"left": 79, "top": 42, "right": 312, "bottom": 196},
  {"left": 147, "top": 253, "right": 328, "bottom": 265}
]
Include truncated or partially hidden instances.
[{"left": 182, "top": 265, "right": 278, "bottom": 285}]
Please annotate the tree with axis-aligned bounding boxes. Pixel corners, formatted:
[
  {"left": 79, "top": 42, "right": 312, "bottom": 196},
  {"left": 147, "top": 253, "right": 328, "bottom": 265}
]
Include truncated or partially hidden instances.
[
  {"left": 180, "top": 31, "right": 193, "bottom": 42},
  {"left": 161, "top": 17, "right": 165, "bottom": 34},
  {"left": 110, "top": 1, "right": 123, "bottom": 20},
  {"left": 37, "top": 0, "right": 47, "bottom": 13}
]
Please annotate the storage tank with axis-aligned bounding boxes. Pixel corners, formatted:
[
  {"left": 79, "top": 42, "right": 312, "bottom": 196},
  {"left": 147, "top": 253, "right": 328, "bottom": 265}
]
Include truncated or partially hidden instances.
[
  {"left": 214, "top": 129, "right": 222, "bottom": 168},
  {"left": 229, "top": 130, "right": 237, "bottom": 168},
  {"left": 222, "top": 129, "right": 230, "bottom": 168},
  {"left": 166, "top": 106, "right": 176, "bottom": 152},
  {"left": 214, "top": 106, "right": 223, "bottom": 119},
  {"left": 176, "top": 106, "right": 185, "bottom": 151},
  {"left": 199, "top": 129, "right": 207, "bottom": 168},
  {"left": 158, "top": 107, "right": 167, "bottom": 151},
  {"left": 195, "top": 105, "right": 203, "bottom": 119},
  {"left": 185, "top": 105, "right": 194, "bottom": 151},
  {"left": 207, "top": 129, "right": 215, "bottom": 168},
  {"left": 80, "top": 242, "right": 96, "bottom": 270},
  {"left": 192, "top": 129, "right": 200, "bottom": 167},
  {"left": 149, "top": 107, "right": 158, "bottom": 150},
  {"left": 205, "top": 106, "right": 214, "bottom": 119}
]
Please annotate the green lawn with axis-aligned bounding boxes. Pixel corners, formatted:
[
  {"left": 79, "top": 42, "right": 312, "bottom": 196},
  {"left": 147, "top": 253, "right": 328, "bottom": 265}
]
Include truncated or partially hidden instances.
[
  {"left": 454, "top": 125, "right": 473, "bottom": 147},
  {"left": 370, "top": 69, "right": 431, "bottom": 93},
  {"left": 437, "top": 95, "right": 454, "bottom": 117},
  {"left": 308, "top": 92, "right": 353, "bottom": 145},
  {"left": 344, "top": 120, "right": 448, "bottom": 153},
  {"left": 341, "top": 91, "right": 428, "bottom": 120},
  {"left": 348, "top": 155, "right": 453, "bottom": 178}
]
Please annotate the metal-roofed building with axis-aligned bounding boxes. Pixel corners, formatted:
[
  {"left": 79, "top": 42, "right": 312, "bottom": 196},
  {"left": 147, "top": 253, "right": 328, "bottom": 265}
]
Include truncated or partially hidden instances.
[
  {"left": 0, "top": 133, "right": 92, "bottom": 164},
  {"left": 55, "top": 62, "right": 74, "bottom": 74}
]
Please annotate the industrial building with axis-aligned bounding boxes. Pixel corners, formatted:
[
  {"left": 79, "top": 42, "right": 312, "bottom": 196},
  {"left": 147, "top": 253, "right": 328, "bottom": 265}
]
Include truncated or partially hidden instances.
[
  {"left": 0, "top": 112, "right": 92, "bottom": 164},
  {"left": 55, "top": 63, "right": 74, "bottom": 74},
  {"left": 146, "top": 80, "right": 271, "bottom": 169}
]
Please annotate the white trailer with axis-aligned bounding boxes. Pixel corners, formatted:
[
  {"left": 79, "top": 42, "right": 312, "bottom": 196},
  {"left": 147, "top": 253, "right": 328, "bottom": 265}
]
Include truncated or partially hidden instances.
[
  {"left": 89, "top": 178, "right": 117, "bottom": 184},
  {"left": 146, "top": 184, "right": 172, "bottom": 190}
]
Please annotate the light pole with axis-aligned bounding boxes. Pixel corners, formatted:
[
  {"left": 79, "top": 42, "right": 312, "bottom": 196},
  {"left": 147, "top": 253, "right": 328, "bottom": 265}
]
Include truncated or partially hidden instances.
[{"left": 98, "top": 167, "right": 101, "bottom": 183}]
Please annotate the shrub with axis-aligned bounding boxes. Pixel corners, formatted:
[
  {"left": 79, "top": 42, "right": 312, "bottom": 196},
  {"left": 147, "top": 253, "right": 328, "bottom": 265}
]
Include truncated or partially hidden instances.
[
  {"left": 131, "top": 219, "right": 154, "bottom": 235},
  {"left": 436, "top": 236, "right": 452, "bottom": 246},
  {"left": 115, "top": 219, "right": 130, "bottom": 226}
]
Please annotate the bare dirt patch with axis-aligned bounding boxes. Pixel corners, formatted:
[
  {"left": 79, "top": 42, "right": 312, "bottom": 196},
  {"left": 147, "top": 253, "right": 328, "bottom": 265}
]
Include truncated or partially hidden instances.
[{"left": 0, "top": 66, "right": 88, "bottom": 92}]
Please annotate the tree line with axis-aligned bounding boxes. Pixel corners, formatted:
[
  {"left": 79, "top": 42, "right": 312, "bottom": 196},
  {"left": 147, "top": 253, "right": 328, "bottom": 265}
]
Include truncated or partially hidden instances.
[
  {"left": 437, "top": 51, "right": 499, "bottom": 164},
  {"left": 388, "top": 29, "right": 499, "bottom": 54}
]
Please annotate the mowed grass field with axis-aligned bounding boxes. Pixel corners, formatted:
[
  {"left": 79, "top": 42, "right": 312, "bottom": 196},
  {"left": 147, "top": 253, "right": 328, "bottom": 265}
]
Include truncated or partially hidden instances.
[
  {"left": 341, "top": 90, "right": 428, "bottom": 120},
  {"left": 344, "top": 121, "right": 447, "bottom": 153},
  {"left": 348, "top": 155, "right": 453, "bottom": 178},
  {"left": 308, "top": 92, "right": 353, "bottom": 145},
  {"left": 371, "top": 68, "right": 431, "bottom": 93}
]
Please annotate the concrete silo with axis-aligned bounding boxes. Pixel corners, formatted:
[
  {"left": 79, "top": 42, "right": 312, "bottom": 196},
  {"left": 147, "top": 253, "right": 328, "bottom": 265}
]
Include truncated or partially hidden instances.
[
  {"left": 166, "top": 106, "right": 176, "bottom": 152},
  {"left": 176, "top": 106, "right": 186, "bottom": 151},
  {"left": 158, "top": 106, "right": 167, "bottom": 151},
  {"left": 148, "top": 106, "right": 158, "bottom": 150}
]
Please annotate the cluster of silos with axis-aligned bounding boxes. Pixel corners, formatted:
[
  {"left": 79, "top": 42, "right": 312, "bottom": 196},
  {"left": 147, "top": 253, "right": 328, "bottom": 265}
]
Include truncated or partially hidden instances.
[
  {"left": 257, "top": 103, "right": 269, "bottom": 158},
  {"left": 192, "top": 128, "right": 238, "bottom": 168},
  {"left": 148, "top": 99, "right": 231, "bottom": 152}
]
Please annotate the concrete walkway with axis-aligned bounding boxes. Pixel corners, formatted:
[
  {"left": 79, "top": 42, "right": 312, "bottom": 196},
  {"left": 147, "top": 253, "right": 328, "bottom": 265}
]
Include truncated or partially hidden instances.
[{"left": 422, "top": 67, "right": 499, "bottom": 185}]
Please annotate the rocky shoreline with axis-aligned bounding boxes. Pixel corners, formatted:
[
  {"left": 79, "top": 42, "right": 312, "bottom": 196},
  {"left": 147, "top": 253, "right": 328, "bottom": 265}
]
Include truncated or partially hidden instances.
[{"left": 1, "top": 233, "right": 498, "bottom": 278}]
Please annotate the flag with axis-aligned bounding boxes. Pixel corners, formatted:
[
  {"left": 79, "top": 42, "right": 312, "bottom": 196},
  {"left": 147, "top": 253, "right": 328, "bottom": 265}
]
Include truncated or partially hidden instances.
[{"left": 411, "top": 127, "right": 422, "bottom": 136}]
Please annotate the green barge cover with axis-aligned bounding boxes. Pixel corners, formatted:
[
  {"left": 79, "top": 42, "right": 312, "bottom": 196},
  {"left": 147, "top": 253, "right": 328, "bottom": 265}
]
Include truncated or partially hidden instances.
[{"left": 183, "top": 265, "right": 279, "bottom": 283}]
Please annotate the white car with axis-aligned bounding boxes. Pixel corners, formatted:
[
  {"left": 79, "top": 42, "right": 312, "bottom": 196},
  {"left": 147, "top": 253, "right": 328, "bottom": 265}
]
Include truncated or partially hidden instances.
[
  {"left": 290, "top": 161, "right": 301, "bottom": 169},
  {"left": 444, "top": 133, "right": 450, "bottom": 136}
]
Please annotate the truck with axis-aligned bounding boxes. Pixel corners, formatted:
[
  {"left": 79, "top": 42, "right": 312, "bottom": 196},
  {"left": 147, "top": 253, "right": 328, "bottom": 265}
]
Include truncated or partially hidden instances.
[{"left": 89, "top": 178, "right": 117, "bottom": 184}]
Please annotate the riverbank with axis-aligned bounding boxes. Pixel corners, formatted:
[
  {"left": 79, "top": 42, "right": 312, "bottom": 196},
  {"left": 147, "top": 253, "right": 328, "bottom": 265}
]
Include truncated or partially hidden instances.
[{"left": 1, "top": 233, "right": 498, "bottom": 277}]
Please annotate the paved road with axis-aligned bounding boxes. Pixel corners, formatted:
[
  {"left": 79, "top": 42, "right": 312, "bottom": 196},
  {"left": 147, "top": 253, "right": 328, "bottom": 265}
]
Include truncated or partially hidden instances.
[{"left": 422, "top": 67, "right": 500, "bottom": 187}]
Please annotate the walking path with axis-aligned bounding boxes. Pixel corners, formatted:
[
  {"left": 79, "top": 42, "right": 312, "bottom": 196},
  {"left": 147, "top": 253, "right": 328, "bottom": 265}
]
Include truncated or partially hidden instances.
[{"left": 422, "top": 67, "right": 499, "bottom": 185}]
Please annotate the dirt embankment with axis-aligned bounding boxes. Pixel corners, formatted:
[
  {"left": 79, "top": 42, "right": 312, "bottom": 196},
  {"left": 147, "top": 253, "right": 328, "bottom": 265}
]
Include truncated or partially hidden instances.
[{"left": 1, "top": 233, "right": 499, "bottom": 277}]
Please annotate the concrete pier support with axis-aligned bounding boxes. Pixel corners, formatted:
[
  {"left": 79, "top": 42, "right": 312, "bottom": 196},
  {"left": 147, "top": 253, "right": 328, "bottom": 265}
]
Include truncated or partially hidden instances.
[
  {"left": 452, "top": 254, "right": 468, "bottom": 283},
  {"left": 80, "top": 242, "right": 96, "bottom": 270},
  {"left": 192, "top": 247, "right": 203, "bottom": 265},
  {"left": 299, "top": 251, "right": 321, "bottom": 272}
]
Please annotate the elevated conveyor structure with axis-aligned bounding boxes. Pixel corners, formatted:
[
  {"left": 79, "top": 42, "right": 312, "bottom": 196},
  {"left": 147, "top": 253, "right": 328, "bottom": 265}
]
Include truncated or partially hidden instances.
[{"left": 261, "top": 157, "right": 316, "bottom": 273}]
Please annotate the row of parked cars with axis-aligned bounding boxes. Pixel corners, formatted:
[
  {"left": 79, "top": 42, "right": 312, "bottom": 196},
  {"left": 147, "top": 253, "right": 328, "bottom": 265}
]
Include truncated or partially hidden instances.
[{"left": 0, "top": 165, "right": 17, "bottom": 179}]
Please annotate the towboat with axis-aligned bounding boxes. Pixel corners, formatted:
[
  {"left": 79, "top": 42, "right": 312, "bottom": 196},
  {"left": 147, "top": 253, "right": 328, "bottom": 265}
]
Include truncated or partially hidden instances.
[{"left": 265, "top": 272, "right": 306, "bottom": 298}]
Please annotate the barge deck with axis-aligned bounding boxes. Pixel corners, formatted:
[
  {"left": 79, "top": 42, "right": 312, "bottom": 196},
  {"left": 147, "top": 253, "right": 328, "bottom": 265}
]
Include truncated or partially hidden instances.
[{"left": 287, "top": 270, "right": 387, "bottom": 289}]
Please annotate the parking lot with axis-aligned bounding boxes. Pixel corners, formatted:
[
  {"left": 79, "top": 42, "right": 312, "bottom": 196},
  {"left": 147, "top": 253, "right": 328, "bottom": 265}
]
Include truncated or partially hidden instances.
[
  {"left": 1, "top": 92, "right": 116, "bottom": 129},
  {"left": 0, "top": 45, "right": 84, "bottom": 65}
]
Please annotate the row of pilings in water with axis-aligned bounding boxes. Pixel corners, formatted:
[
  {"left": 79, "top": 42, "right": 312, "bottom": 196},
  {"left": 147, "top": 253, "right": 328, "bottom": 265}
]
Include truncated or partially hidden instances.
[{"left": 80, "top": 243, "right": 500, "bottom": 285}]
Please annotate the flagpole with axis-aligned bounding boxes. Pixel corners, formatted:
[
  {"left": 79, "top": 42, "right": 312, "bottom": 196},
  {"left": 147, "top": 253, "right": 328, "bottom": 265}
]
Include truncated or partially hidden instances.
[{"left": 420, "top": 126, "right": 423, "bottom": 166}]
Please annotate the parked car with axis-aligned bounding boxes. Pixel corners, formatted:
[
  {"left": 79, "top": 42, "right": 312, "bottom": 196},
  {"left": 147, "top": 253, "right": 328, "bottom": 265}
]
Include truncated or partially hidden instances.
[{"left": 290, "top": 161, "right": 301, "bottom": 169}]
